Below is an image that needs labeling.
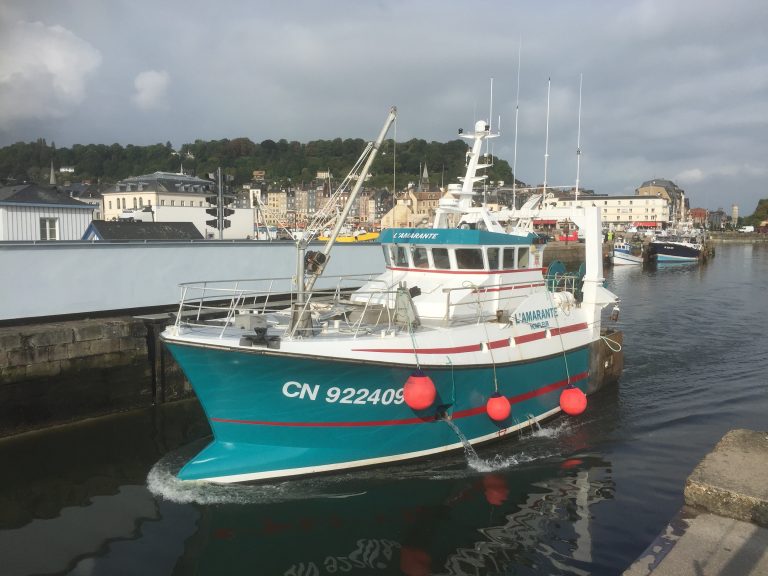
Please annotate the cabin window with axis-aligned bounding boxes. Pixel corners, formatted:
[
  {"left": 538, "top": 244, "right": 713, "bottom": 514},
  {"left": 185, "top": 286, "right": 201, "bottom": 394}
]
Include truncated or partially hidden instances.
[
  {"left": 502, "top": 248, "right": 516, "bottom": 269},
  {"left": 487, "top": 247, "right": 500, "bottom": 270},
  {"left": 411, "top": 246, "right": 429, "bottom": 268},
  {"left": 432, "top": 248, "right": 450, "bottom": 269},
  {"left": 40, "top": 217, "right": 58, "bottom": 240},
  {"left": 394, "top": 246, "right": 409, "bottom": 267},
  {"left": 518, "top": 247, "right": 530, "bottom": 267},
  {"left": 456, "top": 248, "right": 484, "bottom": 270},
  {"left": 382, "top": 246, "right": 391, "bottom": 266}
]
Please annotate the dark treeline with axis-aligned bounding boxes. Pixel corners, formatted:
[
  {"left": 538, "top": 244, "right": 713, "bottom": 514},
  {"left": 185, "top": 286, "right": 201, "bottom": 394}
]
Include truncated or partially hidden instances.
[{"left": 0, "top": 137, "right": 514, "bottom": 191}]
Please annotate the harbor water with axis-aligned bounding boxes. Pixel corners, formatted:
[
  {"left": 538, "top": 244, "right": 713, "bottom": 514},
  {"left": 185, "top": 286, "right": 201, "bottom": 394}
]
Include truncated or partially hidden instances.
[{"left": 1, "top": 243, "right": 766, "bottom": 575}]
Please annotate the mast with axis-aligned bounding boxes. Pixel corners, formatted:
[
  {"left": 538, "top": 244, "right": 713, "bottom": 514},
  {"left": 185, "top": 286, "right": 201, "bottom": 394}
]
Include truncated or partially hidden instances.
[
  {"left": 487, "top": 77, "right": 494, "bottom": 159},
  {"left": 575, "top": 73, "right": 583, "bottom": 202},
  {"left": 301, "top": 106, "right": 397, "bottom": 295},
  {"left": 543, "top": 77, "right": 551, "bottom": 198},
  {"left": 512, "top": 39, "right": 521, "bottom": 210}
]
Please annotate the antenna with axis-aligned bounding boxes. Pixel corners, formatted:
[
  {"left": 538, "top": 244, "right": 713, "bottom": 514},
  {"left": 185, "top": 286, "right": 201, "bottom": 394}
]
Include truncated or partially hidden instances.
[
  {"left": 575, "top": 73, "right": 583, "bottom": 202},
  {"left": 543, "top": 77, "right": 551, "bottom": 197},
  {"left": 487, "top": 77, "right": 494, "bottom": 157},
  {"left": 512, "top": 38, "right": 521, "bottom": 209}
]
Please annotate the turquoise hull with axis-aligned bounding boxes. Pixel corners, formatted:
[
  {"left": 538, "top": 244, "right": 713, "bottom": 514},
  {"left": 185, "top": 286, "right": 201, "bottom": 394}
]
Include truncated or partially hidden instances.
[{"left": 165, "top": 343, "right": 590, "bottom": 481}]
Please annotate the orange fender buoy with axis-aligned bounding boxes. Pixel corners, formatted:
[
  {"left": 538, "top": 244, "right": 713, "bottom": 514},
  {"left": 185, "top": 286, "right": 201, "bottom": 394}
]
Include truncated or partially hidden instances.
[
  {"left": 403, "top": 371, "right": 436, "bottom": 410},
  {"left": 560, "top": 386, "right": 587, "bottom": 415},
  {"left": 486, "top": 393, "right": 511, "bottom": 421}
]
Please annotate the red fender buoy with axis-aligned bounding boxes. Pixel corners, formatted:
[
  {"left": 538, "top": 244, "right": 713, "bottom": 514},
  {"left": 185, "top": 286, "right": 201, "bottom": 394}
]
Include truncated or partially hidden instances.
[
  {"left": 486, "top": 393, "right": 511, "bottom": 421},
  {"left": 560, "top": 386, "right": 587, "bottom": 415},
  {"left": 403, "top": 371, "right": 436, "bottom": 410}
]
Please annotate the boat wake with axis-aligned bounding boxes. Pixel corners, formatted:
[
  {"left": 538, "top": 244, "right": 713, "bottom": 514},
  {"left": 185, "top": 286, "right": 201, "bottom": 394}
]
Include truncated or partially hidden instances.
[
  {"left": 146, "top": 423, "right": 573, "bottom": 505},
  {"left": 146, "top": 447, "right": 374, "bottom": 506}
]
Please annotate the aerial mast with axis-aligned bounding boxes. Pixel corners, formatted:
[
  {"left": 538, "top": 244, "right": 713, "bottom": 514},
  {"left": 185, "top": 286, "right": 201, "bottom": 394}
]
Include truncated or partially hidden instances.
[
  {"left": 575, "top": 73, "right": 583, "bottom": 202},
  {"left": 543, "top": 77, "right": 551, "bottom": 198},
  {"left": 512, "top": 38, "right": 521, "bottom": 209}
]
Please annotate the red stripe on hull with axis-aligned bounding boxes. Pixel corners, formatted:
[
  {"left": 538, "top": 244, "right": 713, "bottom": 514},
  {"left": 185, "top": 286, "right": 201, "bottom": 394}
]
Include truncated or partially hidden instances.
[{"left": 210, "top": 370, "right": 589, "bottom": 428}]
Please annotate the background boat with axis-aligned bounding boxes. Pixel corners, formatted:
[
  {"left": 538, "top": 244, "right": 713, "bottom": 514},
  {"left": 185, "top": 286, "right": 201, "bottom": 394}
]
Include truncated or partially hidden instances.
[{"left": 612, "top": 239, "right": 644, "bottom": 265}]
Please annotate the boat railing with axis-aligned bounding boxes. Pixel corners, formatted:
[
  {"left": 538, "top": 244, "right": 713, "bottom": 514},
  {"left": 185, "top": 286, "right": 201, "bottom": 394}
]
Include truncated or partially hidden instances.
[
  {"left": 174, "top": 273, "right": 380, "bottom": 329},
  {"left": 439, "top": 274, "right": 579, "bottom": 323},
  {"left": 286, "top": 280, "right": 401, "bottom": 339}
]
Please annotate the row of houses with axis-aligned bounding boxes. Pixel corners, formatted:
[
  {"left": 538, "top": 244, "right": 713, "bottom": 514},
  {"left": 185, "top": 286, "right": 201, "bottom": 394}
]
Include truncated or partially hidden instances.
[{"left": 0, "top": 171, "right": 727, "bottom": 242}]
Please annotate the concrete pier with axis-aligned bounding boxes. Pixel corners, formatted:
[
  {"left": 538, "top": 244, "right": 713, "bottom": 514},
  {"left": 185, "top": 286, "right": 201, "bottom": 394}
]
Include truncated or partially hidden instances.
[
  {"left": 0, "top": 316, "right": 189, "bottom": 436},
  {"left": 624, "top": 429, "right": 768, "bottom": 575}
]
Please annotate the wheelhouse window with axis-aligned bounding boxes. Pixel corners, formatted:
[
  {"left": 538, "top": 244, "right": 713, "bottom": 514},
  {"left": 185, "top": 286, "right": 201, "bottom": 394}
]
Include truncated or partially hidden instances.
[
  {"left": 487, "top": 247, "right": 500, "bottom": 270},
  {"left": 502, "top": 248, "right": 516, "bottom": 269},
  {"left": 40, "top": 217, "right": 58, "bottom": 240},
  {"left": 393, "top": 246, "right": 409, "bottom": 267},
  {"left": 518, "top": 247, "right": 530, "bottom": 267},
  {"left": 411, "top": 246, "right": 429, "bottom": 268},
  {"left": 432, "top": 248, "right": 450, "bottom": 269},
  {"left": 455, "top": 248, "right": 484, "bottom": 270}
]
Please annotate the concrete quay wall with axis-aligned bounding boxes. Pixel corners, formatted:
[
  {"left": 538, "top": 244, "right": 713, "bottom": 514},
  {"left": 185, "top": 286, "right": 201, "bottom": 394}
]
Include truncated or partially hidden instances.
[{"left": 0, "top": 316, "right": 188, "bottom": 437}]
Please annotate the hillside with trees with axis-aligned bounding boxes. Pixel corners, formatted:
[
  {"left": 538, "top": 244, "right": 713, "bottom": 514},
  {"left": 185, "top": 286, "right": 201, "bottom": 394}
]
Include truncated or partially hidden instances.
[
  {"left": 742, "top": 198, "right": 768, "bottom": 225},
  {"left": 0, "top": 137, "right": 514, "bottom": 191}
]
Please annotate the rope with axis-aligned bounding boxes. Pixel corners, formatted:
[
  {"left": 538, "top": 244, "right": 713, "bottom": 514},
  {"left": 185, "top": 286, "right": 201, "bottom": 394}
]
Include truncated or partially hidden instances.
[
  {"left": 600, "top": 334, "right": 623, "bottom": 352},
  {"left": 545, "top": 289, "right": 572, "bottom": 386},
  {"left": 464, "top": 280, "right": 500, "bottom": 393},
  {"left": 446, "top": 356, "right": 456, "bottom": 407},
  {"left": 403, "top": 293, "right": 422, "bottom": 370}
]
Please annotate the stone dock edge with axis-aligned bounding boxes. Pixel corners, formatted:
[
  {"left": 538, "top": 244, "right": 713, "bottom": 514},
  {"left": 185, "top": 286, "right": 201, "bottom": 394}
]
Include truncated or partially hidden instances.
[{"left": 624, "top": 429, "right": 768, "bottom": 576}]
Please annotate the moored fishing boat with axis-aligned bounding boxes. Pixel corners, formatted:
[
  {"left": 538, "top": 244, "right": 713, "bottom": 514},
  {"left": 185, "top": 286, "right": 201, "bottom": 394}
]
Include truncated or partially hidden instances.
[
  {"left": 613, "top": 239, "right": 644, "bottom": 265},
  {"left": 648, "top": 234, "right": 702, "bottom": 262},
  {"left": 161, "top": 108, "right": 624, "bottom": 483}
]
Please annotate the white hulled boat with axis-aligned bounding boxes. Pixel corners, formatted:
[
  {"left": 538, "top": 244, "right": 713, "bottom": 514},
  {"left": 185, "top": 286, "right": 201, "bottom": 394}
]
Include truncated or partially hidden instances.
[{"left": 161, "top": 108, "right": 624, "bottom": 483}]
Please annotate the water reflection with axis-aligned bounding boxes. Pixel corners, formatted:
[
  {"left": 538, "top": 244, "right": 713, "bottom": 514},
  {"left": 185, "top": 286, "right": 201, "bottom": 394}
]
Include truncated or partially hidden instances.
[
  {"left": 160, "top": 455, "right": 615, "bottom": 576},
  {"left": 0, "top": 401, "right": 208, "bottom": 576}
]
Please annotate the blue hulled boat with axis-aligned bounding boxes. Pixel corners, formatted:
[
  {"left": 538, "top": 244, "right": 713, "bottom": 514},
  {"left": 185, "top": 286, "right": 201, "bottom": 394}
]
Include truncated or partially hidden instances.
[
  {"left": 161, "top": 108, "right": 624, "bottom": 483},
  {"left": 648, "top": 236, "right": 702, "bottom": 262},
  {"left": 613, "top": 239, "right": 644, "bottom": 265}
]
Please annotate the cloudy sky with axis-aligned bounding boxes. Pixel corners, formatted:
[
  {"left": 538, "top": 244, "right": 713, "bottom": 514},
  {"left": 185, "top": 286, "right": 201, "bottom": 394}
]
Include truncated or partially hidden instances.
[{"left": 1, "top": 1, "right": 766, "bottom": 212}]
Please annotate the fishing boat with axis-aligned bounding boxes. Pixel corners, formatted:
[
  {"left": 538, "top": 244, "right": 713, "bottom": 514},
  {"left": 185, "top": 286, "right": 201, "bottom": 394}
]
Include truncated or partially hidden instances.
[
  {"left": 161, "top": 107, "right": 624, "bottom": 483},
  {"left": 612, "top": 239, "right": 644, "bottom": 265},
  {"left": 648, "top": 233, "right": 702, "bottom": 262}
]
